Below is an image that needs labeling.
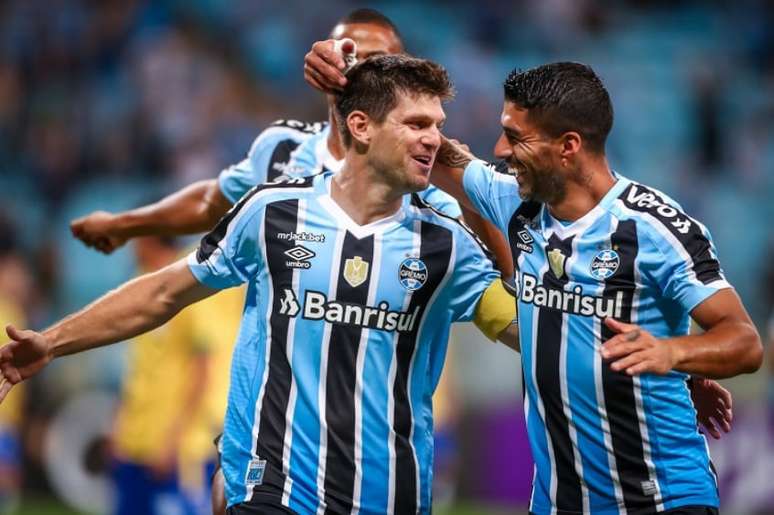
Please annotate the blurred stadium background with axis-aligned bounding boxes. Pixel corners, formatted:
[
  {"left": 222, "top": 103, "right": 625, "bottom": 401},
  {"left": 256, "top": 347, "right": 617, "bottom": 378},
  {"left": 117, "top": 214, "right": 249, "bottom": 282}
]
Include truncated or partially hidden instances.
[{"left": 0, "top": 0, "right": 771, "bottom": 514}]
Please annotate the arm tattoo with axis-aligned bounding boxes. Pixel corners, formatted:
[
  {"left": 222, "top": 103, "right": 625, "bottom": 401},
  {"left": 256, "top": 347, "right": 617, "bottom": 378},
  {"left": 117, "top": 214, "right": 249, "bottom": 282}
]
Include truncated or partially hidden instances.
[{"left": 436, "top": 138, "right": 474, "bottom": 169}]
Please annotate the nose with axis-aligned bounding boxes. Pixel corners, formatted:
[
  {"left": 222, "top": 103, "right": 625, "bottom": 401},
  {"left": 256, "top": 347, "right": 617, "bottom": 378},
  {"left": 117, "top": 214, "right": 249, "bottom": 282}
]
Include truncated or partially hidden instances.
[
  {"left": 494, "top": 133, "right": 511, "bottom": 159},
  {"left": 421, "top": 126, "right": 441, "bottom": 151}
]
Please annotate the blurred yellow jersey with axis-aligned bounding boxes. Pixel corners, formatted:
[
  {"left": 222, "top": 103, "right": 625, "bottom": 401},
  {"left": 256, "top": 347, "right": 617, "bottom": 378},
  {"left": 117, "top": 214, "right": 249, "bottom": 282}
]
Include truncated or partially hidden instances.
[
  {"left": 0, "top": 297, "right": 24, "bottom": 428},
  {"left": 113, "top": 285, "right": 244, "bottom": 484}
]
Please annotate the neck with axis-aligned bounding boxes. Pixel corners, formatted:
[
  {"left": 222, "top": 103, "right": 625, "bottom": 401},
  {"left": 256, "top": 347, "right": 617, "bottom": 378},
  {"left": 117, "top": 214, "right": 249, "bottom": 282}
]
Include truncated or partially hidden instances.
[
  {"left": 330, "top": 154, "right": 405, "bottom": 226},
  {"left": 326, "top": 104, "right": 346, "bottom": 161},
  {"left": 546, "top": 155, "right": 616, "bottom": 222}
]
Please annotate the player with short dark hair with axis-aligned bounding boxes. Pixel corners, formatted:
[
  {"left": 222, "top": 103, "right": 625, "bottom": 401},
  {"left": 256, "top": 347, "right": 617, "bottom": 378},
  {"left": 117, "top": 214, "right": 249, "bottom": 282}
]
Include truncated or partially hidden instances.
[
  {"left": 0, "top": 54, "right": 519, "bottom": 515},
  {"left": 427, "top": 61, "right": 762, "bottom": 515},
  {"left": 333, "top": 54, "right": 453, "bottom": 147},
  {"left": 503, "top": 62, "right": 612, "bottom": 154},
  {"left": 70, "top": 9, "right": 470, "bottom": 255},
  {"left": 70, "top": 7, "right": 513, "bottom": 276}
]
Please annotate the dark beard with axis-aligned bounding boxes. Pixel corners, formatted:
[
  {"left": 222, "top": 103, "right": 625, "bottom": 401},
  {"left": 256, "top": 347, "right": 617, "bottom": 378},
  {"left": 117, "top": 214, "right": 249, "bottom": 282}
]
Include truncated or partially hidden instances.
[{"left": 523, "top": 167, "right": 566, "bottom": 205}]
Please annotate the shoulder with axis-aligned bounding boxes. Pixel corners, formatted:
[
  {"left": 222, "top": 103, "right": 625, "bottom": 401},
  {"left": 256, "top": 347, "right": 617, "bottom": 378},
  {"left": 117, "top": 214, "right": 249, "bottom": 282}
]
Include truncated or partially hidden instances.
[
  {"left": 611, "top": 179, "right": 711, "bottom": 253},
  {"left": 270, "top": 119, "right": 327, "bottom": 135},
  {"left": 247, "top": 119, "right": 327, "bottom": 156},
  {"left": 237, "top": 175, "right": 319, "bottom": 208},
  {"left": 223, "top": 176, "right": 319, "bottom": 225},
  {"left": 409, "top": 194, "right": 493, "bottom": 259},
  {"left": 195, "top": 176, "right": 319, "bottom": 263}
]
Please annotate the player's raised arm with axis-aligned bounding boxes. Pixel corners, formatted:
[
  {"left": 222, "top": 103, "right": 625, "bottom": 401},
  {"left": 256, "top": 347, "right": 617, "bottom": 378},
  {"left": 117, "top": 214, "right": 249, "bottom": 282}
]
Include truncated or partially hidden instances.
[
  {"left": 430, "top": 136, "right": 479, "bottom": 212},
  {"left": 0, "top": 260, "right": 218, "bottom": 402},
  {"left": 70, "top": 179, "right": 232, "bottom": 254},
  {"left": 304, "top": 38, "right": 352, "bottom": 94},
  {"left": 431, "top": 137, "right": 515, "bottom": 278}
]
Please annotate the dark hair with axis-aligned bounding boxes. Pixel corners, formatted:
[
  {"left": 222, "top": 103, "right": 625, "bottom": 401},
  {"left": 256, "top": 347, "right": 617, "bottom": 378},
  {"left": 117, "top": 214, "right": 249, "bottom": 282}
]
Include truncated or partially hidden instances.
[
  {"left": 334, "top": 54, "right": 453, "bottom": 147},
  {"left": 334, "top": 8, "right": 401, "bottom": 40},
  {"left": 504, "top": 62, "right": 613, "bottom": 153}
]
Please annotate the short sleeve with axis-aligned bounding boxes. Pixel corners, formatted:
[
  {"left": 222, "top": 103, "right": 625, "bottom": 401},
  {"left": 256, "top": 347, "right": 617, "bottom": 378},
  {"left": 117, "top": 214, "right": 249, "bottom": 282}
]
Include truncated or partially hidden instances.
[
  {"left": 462, "top": 160, "right": 522, "bottom": 235},
  {"left": 643, "top": 219, "right": 731, "bottom": 313},
  {"left": 417, "top": 185, "right": 462, "bottom": 218},
  {"left": 188, "top": 189, "right": 266, "bottom": 289},
  {"left": 218, "top": 125, "right": 305, "bottom": 203},
  {"left": 446, "top": 227, "right": 502, "bottom": 322}
]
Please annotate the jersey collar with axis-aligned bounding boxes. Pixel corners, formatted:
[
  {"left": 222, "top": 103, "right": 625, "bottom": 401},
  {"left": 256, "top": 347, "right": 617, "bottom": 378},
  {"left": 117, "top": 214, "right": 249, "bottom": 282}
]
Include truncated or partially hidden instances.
[
  {"left": 543, "top": 173, "right": 631, "bottom": 239},
  {"left": 317, "top": 173, "right": 407, "bottom": 239}
]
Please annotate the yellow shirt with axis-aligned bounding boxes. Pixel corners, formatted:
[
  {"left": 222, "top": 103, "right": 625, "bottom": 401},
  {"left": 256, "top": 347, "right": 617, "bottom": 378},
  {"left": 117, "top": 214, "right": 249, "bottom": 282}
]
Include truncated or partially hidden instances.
[
  {"left": 0, "top": 298, "right": 24, "bottom": 429},
  {"left": 178, "top": 286, "right": 244, "bottom": 486},
  {"left": 112, "top": 285, "right": 244, "bottom": 488}
]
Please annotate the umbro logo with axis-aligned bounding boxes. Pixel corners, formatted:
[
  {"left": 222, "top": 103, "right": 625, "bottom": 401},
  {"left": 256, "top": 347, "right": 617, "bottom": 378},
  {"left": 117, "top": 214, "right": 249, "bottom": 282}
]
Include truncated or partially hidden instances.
[
  {"left": 515, "top": 229, "right": 534, "bottom": 253},
  {"left": 284, "top": 245, "right": 315, "bottom": 269}
]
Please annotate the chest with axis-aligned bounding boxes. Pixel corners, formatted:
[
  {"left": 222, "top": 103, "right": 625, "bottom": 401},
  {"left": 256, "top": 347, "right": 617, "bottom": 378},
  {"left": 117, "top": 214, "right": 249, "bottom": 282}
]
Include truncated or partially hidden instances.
[
  {"left": 507, "top": 211, "right": 641, "bottom": 296},
  {"left": 260, "top": 202, "right": 454, "bottom": 316}
]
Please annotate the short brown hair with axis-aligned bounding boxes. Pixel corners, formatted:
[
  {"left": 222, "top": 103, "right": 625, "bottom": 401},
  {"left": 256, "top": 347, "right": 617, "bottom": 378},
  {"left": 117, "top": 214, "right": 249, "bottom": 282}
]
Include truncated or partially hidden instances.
[{"left": 334, "top": 55, "right": 454, "bottom": 147}]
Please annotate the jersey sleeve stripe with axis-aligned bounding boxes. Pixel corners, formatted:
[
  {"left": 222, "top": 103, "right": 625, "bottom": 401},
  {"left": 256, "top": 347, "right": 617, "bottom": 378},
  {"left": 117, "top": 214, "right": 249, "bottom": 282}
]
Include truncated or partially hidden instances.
[{"left": 618, "top": 183, "right": 723, "bottom": 285}]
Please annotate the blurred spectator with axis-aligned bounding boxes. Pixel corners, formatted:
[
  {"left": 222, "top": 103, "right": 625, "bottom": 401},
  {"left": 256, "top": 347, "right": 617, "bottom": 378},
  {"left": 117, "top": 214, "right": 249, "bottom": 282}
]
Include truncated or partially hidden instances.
[
  {"left": 0, "top": 216, "right": 34, "bottom": 513},
  {"left": 110, "top": 236, "right": 242, "bottom": 515}
]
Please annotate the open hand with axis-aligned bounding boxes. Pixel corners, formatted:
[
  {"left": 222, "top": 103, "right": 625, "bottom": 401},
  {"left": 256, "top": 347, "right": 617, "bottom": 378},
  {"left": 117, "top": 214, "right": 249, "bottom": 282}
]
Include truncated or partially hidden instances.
[
  {"left": 691, "top": 377, "right": 732, "bottom": 439},
  {"left": 0, "top": 325, "right": 52, "bottom": 402}
]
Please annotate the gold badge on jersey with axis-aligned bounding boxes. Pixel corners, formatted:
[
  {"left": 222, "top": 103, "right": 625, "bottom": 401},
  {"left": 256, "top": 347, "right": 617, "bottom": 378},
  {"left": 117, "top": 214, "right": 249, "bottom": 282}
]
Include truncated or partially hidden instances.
[
  {"left": 548, "top": 248, "right": 566, "bottom": 279},
  {"left": 343, "top": 256, "right": 369, "bottom": 287}
]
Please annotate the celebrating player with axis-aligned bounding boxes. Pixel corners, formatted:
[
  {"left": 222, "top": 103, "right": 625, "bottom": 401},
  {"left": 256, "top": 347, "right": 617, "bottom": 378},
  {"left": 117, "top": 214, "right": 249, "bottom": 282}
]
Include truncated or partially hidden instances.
[
  {"left": 68, "top": 8, "right": 511, "bottom": 277},
  {"left": 428, "top": 62, "right": 762, "bottom": 514},
  {"left": 0, "top": 55, "right": 518, "bottom": 515}
]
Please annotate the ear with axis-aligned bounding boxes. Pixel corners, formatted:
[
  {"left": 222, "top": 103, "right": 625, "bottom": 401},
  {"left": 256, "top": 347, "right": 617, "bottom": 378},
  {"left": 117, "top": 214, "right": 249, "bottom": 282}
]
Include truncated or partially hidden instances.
[
  {"left": 559, "top": 131, "right": 582, "bottom": 160},
  {"left": 346, "top": 110, "right": 372, "bottom": 146}
]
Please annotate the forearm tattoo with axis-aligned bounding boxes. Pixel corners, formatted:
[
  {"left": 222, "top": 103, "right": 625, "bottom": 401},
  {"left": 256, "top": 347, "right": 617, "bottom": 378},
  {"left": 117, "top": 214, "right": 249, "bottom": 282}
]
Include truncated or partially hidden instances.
[{"left": 436, "top": 138, "right": 474, "bottom": 169}]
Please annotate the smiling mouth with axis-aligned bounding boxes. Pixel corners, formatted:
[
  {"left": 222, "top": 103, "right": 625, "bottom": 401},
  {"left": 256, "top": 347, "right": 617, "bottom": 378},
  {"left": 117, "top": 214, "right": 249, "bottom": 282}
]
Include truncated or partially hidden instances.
[
  {"left": 411, "top": 155, "right": 433, "bottom": 170},
  {"left": 509, "top": 163, "right": 524, "bottom": 178}
]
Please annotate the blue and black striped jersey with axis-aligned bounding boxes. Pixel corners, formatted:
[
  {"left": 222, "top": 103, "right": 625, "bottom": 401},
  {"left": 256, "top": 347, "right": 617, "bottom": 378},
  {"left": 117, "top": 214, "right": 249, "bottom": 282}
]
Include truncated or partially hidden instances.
[
  {"left": 217, "top": 119, "right": 462, "bottom": 218},
  {"left": 463, "top": 160, "right": 728, "bottom": 514},
  {"left": 189, "top": 172, "right": 499, "bottom": 514}
]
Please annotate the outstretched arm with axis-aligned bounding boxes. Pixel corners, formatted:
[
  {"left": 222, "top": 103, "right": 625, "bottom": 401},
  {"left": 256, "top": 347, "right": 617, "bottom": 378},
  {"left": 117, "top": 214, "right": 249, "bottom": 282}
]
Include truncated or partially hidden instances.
[
  {"left": 0, "top": 260, "right": 218, "bottom": 401},
  {"left": 70, "top": 180, "right": 232, "bottom": 254}
]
